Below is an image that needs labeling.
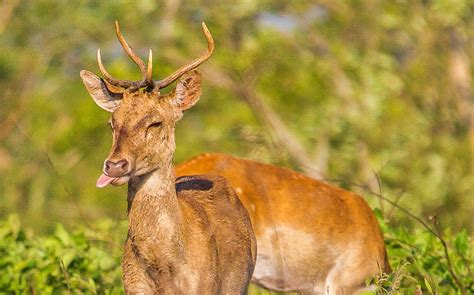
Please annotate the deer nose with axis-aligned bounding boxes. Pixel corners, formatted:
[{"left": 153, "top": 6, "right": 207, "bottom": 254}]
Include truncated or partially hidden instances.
[{"left": 104, "top": 159, "right": 130, "bottom": 177}]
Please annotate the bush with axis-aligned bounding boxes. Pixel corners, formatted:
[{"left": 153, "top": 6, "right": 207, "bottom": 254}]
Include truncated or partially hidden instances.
[
  {"left": 373, "top": 209, "right": 473, "bottom": 294},
  {"left": 0, "top": 215, "right": 125, "bottom": 294},
  {"left": 0, "top": 214, "right": 471, "bottom": 294}
]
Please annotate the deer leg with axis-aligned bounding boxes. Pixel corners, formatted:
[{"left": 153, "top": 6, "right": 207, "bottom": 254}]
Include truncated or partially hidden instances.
[
  {"left": 122, "top": 239, "right": 157, "bottom": 294},
  {"left": 323, "top": 251, "right": 378, "bottom": 295}
]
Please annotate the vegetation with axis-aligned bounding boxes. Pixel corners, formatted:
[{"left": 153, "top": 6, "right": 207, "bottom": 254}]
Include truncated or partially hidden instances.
[
  {"left": 0, "top": 214, "right": 471, "bottom": 294},
  {"left": 0, "top": 215, "right": 124, "bottom": 293},
  {"left": 0, "top": 0, "right": 471, "bottom": 293}
]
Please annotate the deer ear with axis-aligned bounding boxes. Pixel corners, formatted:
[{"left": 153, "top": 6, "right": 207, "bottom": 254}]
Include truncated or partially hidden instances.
[
  {"left": 80, "top": 70, "right": 123, "bottom": 112},
  {"left": 172, "top": 70, "right": 202, "bottom": 111}
]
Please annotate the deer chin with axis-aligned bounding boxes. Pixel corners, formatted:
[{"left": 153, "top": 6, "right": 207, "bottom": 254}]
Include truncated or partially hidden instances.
[{"left": 96, "top": 173, "right": 130, "bottom": 188}]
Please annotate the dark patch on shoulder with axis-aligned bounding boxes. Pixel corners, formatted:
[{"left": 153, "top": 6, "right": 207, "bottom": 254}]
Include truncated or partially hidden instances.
[{"left": 175, "top": 175, "right": 213, "bottom": 192}]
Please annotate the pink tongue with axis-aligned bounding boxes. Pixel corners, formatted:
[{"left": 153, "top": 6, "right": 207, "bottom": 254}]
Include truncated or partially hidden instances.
[{"left": 96, "top": 173, "right": 116, "bottom": 188}]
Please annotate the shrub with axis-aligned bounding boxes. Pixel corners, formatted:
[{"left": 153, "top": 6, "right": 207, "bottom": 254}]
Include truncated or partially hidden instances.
[
  {"left": 0, "top": 215, "right": 126, "bottom": 294},
  {"left": 0, "top": 214, "right": 471, "bottom": 294}
]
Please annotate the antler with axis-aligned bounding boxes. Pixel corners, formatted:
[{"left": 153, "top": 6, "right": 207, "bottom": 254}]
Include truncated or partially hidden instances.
[
  {"left": 114, "top": 21, "right": 154, "bottom": 87},
  {"left": 97, "top": 21, "right": 153, "bottom": 89},
  {"left": 97, "top": 21, "right": 214, "bottom": 90},
  {"left": 155, "top": 22, "right": 214, "bottom": 89}
]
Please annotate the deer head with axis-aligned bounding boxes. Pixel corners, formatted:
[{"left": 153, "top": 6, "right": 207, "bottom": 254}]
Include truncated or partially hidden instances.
[{"left": 80, "top": 21, "right": 214, "bottom": 188}]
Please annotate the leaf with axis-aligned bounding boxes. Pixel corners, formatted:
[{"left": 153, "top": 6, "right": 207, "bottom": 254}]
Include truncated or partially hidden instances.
[
  {"left": 454, "top": 230, "right": 469, "bottom": 255},
  {"left": 61, "top": 251, "right": 76, "bottom": 268},
  {"left": 54, "top": 224, "right": 72, "bottom": 247},
  {"left": 424, "top": 277, "right": 433, "bottom": 294}
]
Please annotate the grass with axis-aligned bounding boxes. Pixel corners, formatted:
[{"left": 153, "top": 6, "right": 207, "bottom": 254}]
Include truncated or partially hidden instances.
[{"left": 0, "top": 214, "right": 471, "bottom": 294}]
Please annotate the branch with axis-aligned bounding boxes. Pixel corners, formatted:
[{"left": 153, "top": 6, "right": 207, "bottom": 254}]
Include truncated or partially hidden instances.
[
  {"left": 161, "top": 48, "right": 326, "bottom": 179},
  {"left": 448, "top": 27, "right": 472, "bottom": 124},
  {"left": 432, "top": 216, "right": 467, "bottom": 295},
  {"left": 356, "top": 142, "right": 385, "bottom": 217},
  {"left": 236, "top": 77, "right": 326, "bottom": 180},
  {"left": 0, "top": 0, "right": 20, "bottom": 34},
  {"left": 0, "top": 52, "right": 52, "bottom": 141},
  {"left": 335, "top": 175, "right": 468, "bottom": 294},
  {"left": 14, "top": 124, "right": 96, "bottom": 231},
  {"left": 157, "top": 0, "right": 182, "bottom": 41}
]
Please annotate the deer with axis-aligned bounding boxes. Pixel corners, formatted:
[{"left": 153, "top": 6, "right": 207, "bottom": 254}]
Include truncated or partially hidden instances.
[
  {"left": 80, "top": 22, "right": 256, "bottom": 294},
  {"left": 175, "top": 153, "right": 391, "bottom": 294}
]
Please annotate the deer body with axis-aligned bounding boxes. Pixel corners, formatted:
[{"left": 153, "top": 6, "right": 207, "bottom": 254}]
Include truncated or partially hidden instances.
[
  {"left": 176, "top": 153, "right": 390, "bottom": 294},
  {"left": 81, "top": 22, "right": 256, "bottom": 294},
  {"left": 123, "top": 171, "right": 255, "bottom": 294}
]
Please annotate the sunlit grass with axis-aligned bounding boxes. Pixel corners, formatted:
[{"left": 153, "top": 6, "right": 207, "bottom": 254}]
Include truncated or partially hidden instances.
[{"left": 249, "top": 284, "right": 298, "bottom": 294}]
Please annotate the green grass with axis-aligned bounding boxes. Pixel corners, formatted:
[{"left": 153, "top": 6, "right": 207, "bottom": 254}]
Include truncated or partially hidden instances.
[{"left": 0, "top": 214, "right": 471, "bottom": 294}]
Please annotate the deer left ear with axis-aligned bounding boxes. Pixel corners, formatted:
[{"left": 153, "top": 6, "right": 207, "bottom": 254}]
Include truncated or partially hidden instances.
[
  {"left": 80, "top": 70, "right": 123, "bottom": 112},
  {"left": 172, "top": 70, "right": 202, "bottom": 111}
]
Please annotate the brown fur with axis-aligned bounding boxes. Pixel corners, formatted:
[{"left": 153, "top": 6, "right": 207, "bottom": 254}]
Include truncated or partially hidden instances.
[
  {"left": 176, "top": 153, "right": 390, "bottom": 294},
  {"left": 81, "top": 71, "right": 256, "bottom": 294}
]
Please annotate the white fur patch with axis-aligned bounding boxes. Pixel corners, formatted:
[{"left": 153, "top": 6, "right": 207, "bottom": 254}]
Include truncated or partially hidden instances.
[
  {"left": 323, "top": 244, "right": 368, "bottom": 295},
  {"left": 252, "top": 224, "right": 315, "bottom": 291}
]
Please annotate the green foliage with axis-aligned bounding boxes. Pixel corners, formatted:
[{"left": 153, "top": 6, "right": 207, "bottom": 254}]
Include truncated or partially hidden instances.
[
  {"left": 0, "top": 0, "right": 471, "bottom": 233},
  {"left": 0, "top": 1, "right": 472, "bottom": 293},
  {"left": 0, "top": 215, "right": 125, "bottom": 294},
  {"left": 372, "top": 212, "right": 474, "bottom": 294},
  {"left": 0, "top": 215, "right": 472, "bottom": 294}
]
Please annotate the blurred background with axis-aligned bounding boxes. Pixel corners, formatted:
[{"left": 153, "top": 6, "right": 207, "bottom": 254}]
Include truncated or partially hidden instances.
[
  {"left": 0, "top": 1, "right": 472, "bottom": 293},
  {"left": 0, "top": 0, "right": 472, "bottom": 250}
]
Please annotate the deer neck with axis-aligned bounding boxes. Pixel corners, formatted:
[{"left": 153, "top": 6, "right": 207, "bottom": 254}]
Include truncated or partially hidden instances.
[
  {"left": 126, "top": 160, "right": 184, "bottom": 250},
  {"left": 128, "top": 161, "right": 177, "bottom": 205}
]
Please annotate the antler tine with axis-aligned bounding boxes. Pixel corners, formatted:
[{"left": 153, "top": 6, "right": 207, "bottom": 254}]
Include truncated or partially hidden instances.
[
  {"left": 146, "top": 49, "right": 153, "bottom": 87},
  {"left": 155, "top": 22, "right": 214, "bottom": 89},
  {"left": 97, "top": 49, "right": 135, "bottom": 88},
  {"left": 115, "top": 21, "right": 150, "bottom": 86}
]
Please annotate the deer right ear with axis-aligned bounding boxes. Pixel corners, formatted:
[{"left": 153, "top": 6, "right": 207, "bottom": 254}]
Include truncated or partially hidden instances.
[
  {"left": 80, "top": 70, "right": 123, "bottom": 112},
  {"left": 172, "top": 70, "right": 202, "bottom": 112}
]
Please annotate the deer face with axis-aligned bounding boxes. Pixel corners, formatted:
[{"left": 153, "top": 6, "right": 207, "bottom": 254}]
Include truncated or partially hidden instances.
[
  {"left": 80, "top": 21, "right": 212, "bottom": 188},
  {"left": 81, "top": 70, "right": 202, "bottom": 187}
]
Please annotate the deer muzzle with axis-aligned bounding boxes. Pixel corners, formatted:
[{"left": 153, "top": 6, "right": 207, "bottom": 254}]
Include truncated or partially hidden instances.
[
  {"left": 96, "top": 158, "right": 132, "bottom": 188},
  {"left": 105, "top": 159, "right": 130, "bottom": 177}
]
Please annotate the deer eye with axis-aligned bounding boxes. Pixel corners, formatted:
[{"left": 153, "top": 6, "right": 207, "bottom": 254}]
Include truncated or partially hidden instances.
[
  {"left": 146, "top": 122, "right": 162, "bottom": 136},
  {"left": 148, "top": 122, "right": 162, "bottom": 129}
]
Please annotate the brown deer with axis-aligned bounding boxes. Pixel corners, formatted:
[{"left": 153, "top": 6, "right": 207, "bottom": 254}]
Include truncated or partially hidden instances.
[
  {"left": 80, "top": 22, "right": 256, "bottom": 294},
  {"left": 176, "top": 153, "right": 390, "bottom": 294}
]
